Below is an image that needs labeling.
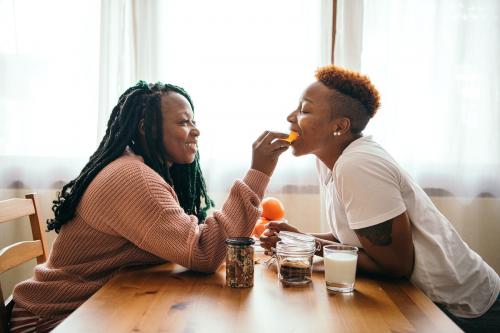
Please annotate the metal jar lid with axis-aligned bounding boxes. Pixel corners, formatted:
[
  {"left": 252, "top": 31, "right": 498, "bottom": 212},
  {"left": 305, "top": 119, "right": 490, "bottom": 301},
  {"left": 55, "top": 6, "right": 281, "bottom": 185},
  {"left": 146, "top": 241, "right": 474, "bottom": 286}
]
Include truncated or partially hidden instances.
[{"left": 226, "top": 237, "right": 255, "bottom": 246}]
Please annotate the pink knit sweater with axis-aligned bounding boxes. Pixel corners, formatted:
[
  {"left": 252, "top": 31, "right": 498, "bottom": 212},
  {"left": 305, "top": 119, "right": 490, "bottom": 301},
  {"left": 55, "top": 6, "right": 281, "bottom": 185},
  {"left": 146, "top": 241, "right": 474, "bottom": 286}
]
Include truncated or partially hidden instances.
[{"left": 13, "top": 154, "right": 269, "bottom": 319}]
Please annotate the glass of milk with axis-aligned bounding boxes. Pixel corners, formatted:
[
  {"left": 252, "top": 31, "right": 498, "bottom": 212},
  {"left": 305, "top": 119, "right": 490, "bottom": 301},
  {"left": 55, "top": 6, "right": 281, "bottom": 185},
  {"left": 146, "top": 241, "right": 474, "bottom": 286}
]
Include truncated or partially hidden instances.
[{"left": 323, "top": 244, "right": 359, "bottom": 292}]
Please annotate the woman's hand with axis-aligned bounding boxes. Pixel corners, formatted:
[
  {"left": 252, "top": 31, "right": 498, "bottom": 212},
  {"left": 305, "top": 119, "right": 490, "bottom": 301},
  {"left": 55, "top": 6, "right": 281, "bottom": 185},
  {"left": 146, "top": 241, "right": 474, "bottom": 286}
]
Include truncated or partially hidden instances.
[
  {"left": 259, "top": 220, "right": 301, "bottom": 252},
  {"left": 251, "top": 131, "right": 290, "bottom": 176}
]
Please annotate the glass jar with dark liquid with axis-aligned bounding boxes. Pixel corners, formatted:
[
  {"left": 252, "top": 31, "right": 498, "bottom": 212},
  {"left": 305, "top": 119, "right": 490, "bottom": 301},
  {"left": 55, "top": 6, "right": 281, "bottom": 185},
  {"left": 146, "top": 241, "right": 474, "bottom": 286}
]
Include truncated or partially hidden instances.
[{"left": 276, "top": 231, "right": 316, "bottom": 286}]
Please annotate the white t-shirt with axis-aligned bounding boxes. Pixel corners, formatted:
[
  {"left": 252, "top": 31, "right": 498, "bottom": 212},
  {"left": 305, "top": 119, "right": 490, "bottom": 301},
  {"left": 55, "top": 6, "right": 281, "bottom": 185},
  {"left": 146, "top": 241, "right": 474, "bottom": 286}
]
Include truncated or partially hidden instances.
[{"left": 317, "top": 136, "right": 500, "bottom": 318}]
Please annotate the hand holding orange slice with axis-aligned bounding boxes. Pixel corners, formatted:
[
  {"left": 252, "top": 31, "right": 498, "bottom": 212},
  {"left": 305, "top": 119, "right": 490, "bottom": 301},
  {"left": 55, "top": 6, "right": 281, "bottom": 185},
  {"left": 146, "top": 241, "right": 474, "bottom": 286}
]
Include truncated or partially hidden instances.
[{"left": 283, "top": 131, "right": 298, "bottom": 143}]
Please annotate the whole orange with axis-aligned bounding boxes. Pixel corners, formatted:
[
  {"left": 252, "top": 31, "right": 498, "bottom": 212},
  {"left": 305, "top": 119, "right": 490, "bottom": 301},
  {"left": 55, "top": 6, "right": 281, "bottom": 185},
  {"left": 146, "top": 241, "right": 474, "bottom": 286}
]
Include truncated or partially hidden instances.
[
  {"left": 253, "top": 224, "right": 266, "bottom": 237},
  {"left": 260, "top": 197, "right": 285, "bottom": 220},
  {"left": 252, "top": 217, "right": 268, "bottom": 237}
]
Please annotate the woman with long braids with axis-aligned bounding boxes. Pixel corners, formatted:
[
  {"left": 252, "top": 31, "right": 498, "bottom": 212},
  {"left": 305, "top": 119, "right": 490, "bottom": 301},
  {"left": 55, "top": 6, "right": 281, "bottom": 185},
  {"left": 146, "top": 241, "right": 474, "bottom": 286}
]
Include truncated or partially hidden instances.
[{"left": 9, "top": 81, "right": 290, "bottom": 332}]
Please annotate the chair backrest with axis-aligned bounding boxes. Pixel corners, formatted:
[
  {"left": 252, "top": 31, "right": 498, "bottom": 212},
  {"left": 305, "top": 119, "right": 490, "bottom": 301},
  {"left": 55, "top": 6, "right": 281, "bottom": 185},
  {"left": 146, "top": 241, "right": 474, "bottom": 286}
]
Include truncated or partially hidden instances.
[{"left": 0, "top": 193, "right": 49, "bottom": 333}]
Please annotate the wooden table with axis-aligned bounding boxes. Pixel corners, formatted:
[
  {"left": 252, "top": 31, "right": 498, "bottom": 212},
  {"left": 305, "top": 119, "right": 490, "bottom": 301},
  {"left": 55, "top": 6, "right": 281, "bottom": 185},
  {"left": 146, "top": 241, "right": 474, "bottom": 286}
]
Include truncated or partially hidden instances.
[{"left": 53, "top": 252, "right": 462, "bottom": 333}]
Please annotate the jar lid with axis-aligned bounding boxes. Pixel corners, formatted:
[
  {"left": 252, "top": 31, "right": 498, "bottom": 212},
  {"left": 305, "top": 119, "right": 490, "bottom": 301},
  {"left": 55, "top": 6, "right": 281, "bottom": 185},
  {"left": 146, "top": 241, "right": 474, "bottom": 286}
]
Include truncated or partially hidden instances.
[
  {"left": 279, "top": 231, "right": 315, "bottom": 245},
  {"left": 226, "top": 237, "right": 255, "bottom": 246}
]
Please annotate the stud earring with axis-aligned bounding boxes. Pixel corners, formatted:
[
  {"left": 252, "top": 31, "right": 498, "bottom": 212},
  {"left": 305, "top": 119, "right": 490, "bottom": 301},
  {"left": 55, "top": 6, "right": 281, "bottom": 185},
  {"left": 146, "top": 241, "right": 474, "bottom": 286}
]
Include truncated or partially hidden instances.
[{"left": 333, "top": 131, "right": 340, "bottom": 136}]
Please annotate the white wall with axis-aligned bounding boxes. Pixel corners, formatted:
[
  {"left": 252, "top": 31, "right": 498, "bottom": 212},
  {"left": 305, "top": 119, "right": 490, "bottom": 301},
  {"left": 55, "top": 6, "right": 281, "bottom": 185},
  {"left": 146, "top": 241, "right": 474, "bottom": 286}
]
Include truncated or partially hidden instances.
[{"left": 1, "top": 189, "right": 499, "bottom": 301}]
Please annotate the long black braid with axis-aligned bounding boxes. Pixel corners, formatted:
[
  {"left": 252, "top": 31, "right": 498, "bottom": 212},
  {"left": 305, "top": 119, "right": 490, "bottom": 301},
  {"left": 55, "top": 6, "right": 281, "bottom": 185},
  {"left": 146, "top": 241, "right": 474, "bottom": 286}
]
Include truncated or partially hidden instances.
[{"left": 47, "top": 81, "right": 214, "bottom": 233}]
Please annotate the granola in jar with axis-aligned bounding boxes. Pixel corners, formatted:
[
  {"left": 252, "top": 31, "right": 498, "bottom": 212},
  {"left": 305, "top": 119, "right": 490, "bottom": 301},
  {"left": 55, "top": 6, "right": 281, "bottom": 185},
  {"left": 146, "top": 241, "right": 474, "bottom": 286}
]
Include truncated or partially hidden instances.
[{"left": 225, "top": 237, "right": 255, "bottom": 288}]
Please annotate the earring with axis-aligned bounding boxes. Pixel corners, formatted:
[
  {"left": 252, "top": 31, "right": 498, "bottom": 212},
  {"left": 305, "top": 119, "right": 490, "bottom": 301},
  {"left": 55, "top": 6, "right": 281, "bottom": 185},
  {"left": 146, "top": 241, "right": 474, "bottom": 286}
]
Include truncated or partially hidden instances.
[{"left": 333, "top": 131, "right": 340, "bottom": 136}]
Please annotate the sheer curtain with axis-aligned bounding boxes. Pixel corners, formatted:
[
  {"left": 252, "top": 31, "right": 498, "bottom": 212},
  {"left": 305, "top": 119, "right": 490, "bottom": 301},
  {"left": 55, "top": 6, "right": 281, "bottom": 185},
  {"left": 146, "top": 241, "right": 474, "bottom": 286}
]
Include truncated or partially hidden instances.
[
  {"left": 334, "top": 0, "right": 500, "bottom": 198},
  {"left": 0, "top": 0, "right": 101, "bottom": 188},
  {"left": 1, "top": 0, "right": 332, "bottom": 193},
  {"left": 98, "top": 0, "right": 334, "bottom": 193},
  {"left": 97, "top": 0, "right": 158, "bottom": 141}
]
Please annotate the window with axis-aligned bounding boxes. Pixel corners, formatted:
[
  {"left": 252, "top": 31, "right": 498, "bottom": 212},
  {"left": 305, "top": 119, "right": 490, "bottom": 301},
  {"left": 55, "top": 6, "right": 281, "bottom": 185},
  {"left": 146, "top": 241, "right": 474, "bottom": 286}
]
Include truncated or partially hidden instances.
[
  {"left": 335, "top": 0, "right": 500, "bottom": 197},
  {"left": 0, "top": 0, "right": 100, "bottom": 187}
]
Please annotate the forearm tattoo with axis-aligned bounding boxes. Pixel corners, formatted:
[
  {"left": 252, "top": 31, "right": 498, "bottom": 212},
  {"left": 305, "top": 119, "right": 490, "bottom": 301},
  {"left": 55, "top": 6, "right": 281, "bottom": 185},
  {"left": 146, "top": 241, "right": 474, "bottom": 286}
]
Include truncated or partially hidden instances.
[{"left": 357, "top": 219, "right": 393, "bottom": 246}]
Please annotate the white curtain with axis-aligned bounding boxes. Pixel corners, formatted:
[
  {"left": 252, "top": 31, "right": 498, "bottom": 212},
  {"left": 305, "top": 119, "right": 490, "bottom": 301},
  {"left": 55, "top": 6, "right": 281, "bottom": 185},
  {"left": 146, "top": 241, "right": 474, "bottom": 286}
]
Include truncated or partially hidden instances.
[
  {"left": 0, "top": 0, "right": 101, "bottom": 188},
  {"left": 4, "top": 0, "right": 497, "bottom": 200},
  {"left": 97, "top": 0, "right": 158, "bottom": 141},
  {"left": 1, "top": 0, "right": 333, "bottom": 195},
  {"left": 98, "top": 0, "right": 334, "bottom": 193},
  {"left": 334, "top": 0, "right": 500, "bottom": 198}
]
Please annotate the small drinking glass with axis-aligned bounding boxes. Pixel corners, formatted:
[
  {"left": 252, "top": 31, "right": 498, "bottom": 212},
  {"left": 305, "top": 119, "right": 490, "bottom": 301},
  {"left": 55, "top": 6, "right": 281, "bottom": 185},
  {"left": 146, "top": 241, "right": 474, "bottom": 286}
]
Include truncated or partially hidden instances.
[{"left": 323, "top": 244, "right": 358, "bottom": 293}]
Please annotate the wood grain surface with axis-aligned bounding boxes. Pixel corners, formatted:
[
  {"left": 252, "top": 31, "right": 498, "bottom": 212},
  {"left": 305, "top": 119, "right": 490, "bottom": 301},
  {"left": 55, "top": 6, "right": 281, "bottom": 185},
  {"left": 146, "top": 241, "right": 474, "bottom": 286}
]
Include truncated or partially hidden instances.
[{"left": 53, "top": 252, "right": 462, "bottom": 333}]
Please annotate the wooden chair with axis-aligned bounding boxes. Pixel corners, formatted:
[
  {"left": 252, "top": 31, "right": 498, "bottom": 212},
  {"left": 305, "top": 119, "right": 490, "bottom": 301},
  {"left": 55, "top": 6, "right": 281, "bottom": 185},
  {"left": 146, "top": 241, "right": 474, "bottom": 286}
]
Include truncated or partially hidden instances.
[{"left": 0, "top": 193, "right": 49, "bottom": 333}]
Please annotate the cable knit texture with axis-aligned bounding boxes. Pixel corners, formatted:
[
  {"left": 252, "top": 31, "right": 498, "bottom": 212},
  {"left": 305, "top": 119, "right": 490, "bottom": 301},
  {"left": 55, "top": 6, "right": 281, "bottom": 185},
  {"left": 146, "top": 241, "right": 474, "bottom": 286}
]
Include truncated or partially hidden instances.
[{"left": 13, "top": 154, "right": 269, "bottom": 319}]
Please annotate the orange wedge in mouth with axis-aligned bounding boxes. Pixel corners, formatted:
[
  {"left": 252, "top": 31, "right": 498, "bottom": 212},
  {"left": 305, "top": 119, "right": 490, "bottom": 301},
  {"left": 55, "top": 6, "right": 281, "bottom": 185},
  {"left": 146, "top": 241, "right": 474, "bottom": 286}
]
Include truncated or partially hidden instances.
[{"left": 284, "top": 131, "right": 299, "bottom": 143}]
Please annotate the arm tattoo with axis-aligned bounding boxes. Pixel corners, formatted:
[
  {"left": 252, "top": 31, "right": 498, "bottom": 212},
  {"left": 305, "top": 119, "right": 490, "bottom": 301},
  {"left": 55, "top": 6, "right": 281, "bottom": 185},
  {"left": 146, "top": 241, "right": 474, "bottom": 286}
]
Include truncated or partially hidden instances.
[{"left": 357, "top": 219, "right": 393, "bottom": 246}]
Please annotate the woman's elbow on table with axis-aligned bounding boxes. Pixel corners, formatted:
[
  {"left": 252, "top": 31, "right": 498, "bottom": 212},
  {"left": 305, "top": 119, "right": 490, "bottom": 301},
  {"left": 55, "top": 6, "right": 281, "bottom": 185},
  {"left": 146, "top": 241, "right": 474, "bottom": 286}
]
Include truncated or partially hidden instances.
[
  {"left": 187, "top": 251, "right": 226, "bottom": 274},
  {"left": 193, "top": 263, "right": 221, "bottom": 274},
  {"left": 358, "top": 248, "right": 413, "bottom": 278},
  {"left": 383, "top": 261, "right": 414, "bottom": 278},
  {"left": 355, "top": 213, "right": 414, "bottom": 278}
]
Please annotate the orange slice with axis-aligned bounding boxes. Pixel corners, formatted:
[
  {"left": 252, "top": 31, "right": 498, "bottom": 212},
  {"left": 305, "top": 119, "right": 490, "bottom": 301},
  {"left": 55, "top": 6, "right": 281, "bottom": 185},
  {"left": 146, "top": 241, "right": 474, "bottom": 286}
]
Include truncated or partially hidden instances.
[{"left": 284, "top": 131, "right": 298, "bottom": 143}]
